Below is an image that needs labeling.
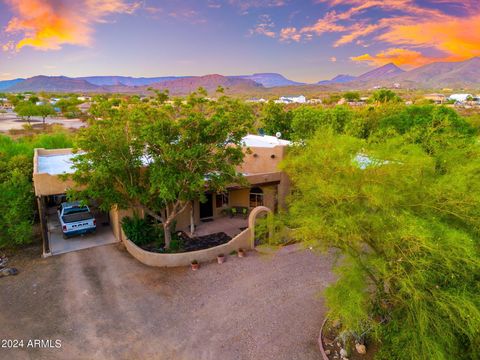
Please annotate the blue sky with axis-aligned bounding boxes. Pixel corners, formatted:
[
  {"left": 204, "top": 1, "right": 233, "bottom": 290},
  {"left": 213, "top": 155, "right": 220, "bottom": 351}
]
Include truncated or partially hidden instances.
[{"left": 0, "top": 0, "right": 479, "bottom": 82}]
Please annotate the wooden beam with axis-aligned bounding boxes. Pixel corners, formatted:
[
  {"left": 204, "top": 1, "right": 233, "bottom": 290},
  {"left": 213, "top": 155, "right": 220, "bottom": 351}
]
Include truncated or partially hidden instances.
[{"left": 36, "top": 196, "right": 50, "bottom": 256}]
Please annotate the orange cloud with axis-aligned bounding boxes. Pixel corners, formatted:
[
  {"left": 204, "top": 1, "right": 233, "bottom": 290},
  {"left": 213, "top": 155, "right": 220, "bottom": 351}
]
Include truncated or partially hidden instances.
[
  {"left": 377, "top": 15, "right": 480, "bottom": 62},
  {"left": 3, "top": 0, "right": 139, "bottom": 51},
  {"left": 279, "top": 27, "right": 301, "bottom": 42},
  {"left": 351, "top": 48, "right": 436, "bottom": 67},
  {"left": 304, "top": 0, "right": 480, "bottom": 67}
]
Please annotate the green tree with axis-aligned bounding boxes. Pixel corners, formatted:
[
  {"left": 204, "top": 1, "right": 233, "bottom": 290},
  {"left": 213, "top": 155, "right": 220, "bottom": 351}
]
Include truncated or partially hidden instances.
[
  {"left": 0, "top": 132, "right": 73, "bottom": 249},
  {"left": 370, "top": 89, "right": 401, "bottom": 104},
  {"left": 291, "top": 105, "right": 353, "bottom": 140},
  {"left": 15, "top": 101, "right": 38, "bottom": 124},
  {"left": 71, "top": 93, "right": 254, "bottom": 248},
  {"left": 261, "top": 101, "right": 293, "bottom": 139},
  {"left": 28, "top": 95, "right": 40, "bottom": 104},
  {"left": 343, "top": 91, "right": 361, "bottom": 102},
  {"left": 37, "top": 104, "right": 56, "bottom": 127},
  {"left": 279, "top": 129, "right": 480, "bottom": 359}
]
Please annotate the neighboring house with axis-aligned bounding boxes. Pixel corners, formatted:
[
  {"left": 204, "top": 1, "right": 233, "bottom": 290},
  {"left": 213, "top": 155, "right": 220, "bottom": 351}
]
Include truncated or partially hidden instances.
[
  {"left": 33, "top": 134, "right": 291, "bottom": 255},
  {"left": 448, "top": 94, "right": 473, "bottom": 103},
  {"left": 275, "top": 95, "right": 306, "bottom": 104},
  {"left": 78, "top": 102, "right": 92, "bottom": 113},
  {"left": 425, "top": 94, "right": 446, "bottom": 104}
]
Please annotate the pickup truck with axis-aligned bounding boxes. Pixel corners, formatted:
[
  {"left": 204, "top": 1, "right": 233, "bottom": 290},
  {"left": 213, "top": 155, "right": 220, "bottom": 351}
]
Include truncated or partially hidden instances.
[{"left": 57, "top": 202, "right": 96, "bottom": 239}]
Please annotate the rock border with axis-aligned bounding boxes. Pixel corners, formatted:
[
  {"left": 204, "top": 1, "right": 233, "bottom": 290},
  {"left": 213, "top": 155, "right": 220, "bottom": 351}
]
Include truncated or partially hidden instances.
[{"left": 318, "top": 317, "right": 330, "bottom": 360}]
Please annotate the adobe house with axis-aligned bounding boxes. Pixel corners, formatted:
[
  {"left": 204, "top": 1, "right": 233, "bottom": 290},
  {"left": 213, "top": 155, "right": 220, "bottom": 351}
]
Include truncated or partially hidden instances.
[{"left": 33, "top": 134, "right": 290, "bottom": 256}]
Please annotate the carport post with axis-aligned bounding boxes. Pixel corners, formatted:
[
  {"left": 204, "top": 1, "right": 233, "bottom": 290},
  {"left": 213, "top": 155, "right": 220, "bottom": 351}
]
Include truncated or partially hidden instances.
[{"left": 37, "top": 196, "right": 50, "bottom": 257}]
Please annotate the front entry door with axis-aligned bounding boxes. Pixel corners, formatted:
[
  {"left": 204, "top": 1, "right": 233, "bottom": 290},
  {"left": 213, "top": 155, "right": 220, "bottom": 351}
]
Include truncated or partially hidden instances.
[{"left": 200, "top": 193, "right": 213, "bottom": 219}]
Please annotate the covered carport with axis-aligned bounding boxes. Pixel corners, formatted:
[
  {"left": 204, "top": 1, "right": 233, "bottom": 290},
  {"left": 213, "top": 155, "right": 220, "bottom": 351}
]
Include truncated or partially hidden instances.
[{"left": 33, "top": 148, "right": 119, "bottom": 257}]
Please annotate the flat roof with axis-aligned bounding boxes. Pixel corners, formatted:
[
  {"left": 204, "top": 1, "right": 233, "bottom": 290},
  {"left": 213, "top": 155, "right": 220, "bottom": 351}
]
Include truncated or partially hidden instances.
[
  {"left": 241, "top": 134, "right": 290, "bottom": 148},
  {"left": 37, "top": 153, "right": 77, "bottom": 175},
  {"left": 35, "top": 134, "right": 289, "bottom": 176}
]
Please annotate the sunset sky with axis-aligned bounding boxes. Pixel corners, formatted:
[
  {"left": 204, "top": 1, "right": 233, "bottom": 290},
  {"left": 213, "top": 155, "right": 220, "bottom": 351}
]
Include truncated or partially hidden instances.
[{"left": 0, "top": 0, "right": 479, "bottom": 82}]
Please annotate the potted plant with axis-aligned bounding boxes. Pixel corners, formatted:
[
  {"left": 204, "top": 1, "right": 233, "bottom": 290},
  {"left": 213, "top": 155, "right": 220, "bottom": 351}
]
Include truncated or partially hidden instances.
[
  {"left": 238, "top": 248, "right": 245, "bottom": 258},
  {"left": 191, "top": 260, "right": 199, "bottom": 271},
  {"left": 217, "top": 254, "right": 225, "bottom": 264},
  {"left": 230, "top": 207, "right": 237, "bottom": 218},
  {"left": 242, "top": 207, "right": 248, "bottom": 219}
]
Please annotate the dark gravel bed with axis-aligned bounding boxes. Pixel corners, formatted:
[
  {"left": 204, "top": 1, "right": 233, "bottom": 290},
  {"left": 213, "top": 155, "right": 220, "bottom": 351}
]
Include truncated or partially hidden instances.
[{"left": 178, "top": 231, "right": 232, "bottom": 252}]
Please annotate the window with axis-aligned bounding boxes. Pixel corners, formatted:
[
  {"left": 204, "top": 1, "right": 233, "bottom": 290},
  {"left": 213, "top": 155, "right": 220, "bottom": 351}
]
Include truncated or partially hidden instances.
[
  {"left": 216, "top": 193, "right": 229, "bottom": 208},
  {"left": 249, "top": 187, "right": 264, "bottom": 208}
]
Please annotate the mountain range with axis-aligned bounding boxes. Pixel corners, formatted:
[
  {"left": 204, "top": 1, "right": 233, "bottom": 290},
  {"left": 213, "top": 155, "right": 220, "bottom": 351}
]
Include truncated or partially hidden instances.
[{"left": 2, "top": 57, "right": 480, "bottom": 94}]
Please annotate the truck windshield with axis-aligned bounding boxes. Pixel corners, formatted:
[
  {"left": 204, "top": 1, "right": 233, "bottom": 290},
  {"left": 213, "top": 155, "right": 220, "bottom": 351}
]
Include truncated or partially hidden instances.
[{"left": 64, "top": 207, "right": 88, "bottom": 215}]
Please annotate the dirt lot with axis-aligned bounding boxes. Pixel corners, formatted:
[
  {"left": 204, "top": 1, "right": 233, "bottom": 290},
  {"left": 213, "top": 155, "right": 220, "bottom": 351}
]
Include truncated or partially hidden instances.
[
  {"left": 0, "top": 243, "right": 334, "bottom": 360},
  {"left": 0, "top": 112, "right": 85, "bottom": 132}
]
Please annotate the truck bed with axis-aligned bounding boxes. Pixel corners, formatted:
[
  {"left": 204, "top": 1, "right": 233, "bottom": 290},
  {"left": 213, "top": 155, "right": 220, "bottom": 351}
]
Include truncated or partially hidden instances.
[{"left": 62, "top": 212, "right": 94, "bottom": 223}]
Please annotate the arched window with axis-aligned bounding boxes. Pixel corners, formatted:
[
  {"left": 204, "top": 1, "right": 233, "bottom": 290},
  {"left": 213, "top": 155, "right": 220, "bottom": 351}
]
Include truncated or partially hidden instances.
[{"left": 249, "top": 187, "right": 264, "bottom": 208}]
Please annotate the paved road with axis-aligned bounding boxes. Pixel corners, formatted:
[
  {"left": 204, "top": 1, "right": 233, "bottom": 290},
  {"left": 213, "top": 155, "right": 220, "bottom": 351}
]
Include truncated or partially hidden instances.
[{"left": 0, "top": 243, "right": 333, "bottom": 360}]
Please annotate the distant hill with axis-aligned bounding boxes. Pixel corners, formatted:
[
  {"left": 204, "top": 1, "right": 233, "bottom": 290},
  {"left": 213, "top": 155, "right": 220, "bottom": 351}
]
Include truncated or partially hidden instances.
[
  {"left": 0, "top": 78, "right": 24, "bottom": 91},
  {"left": 232, "top": 73, "right": 305, "bottom": 88},
  {"left": 389, "top": 57, "right": 480, "bottom": 88},
  {"left": 356, "top": 63, "right": 405, "bottom": 82},
  {"left": 143, "top": 74, "right": 264, "bottom": 95},
  {"left": 318, "top": 64, "right": 404, "bottom": 86},
  {"left": 6, "top": 76, "right": 103, "bottom": 93},
  {"left": 4, "top": 58, "right": 480, "bottom": 94},
  {"left": 317, "top": 74, "right": 357, "bottom": 85},
  {"left": 80, "top": 76, "right": 184, "bottom": 87}
]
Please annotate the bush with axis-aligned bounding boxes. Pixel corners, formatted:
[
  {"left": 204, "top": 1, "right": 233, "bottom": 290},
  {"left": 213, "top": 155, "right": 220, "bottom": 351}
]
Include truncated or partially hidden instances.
[
  {"left": 121, "top": 216, "right": 159, "bottom": 246},
  {"left": 0, "top": 132, "right": 73, "bottom": 249}
]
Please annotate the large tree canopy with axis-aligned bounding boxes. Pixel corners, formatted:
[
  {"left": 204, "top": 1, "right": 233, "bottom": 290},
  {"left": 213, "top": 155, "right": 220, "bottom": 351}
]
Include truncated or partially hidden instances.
[
  {"left": 272, "top": 104, "right": 480, "bottom": 359},
  {"left": 71, "top": 92, "right": 254, "bottom": 248}
]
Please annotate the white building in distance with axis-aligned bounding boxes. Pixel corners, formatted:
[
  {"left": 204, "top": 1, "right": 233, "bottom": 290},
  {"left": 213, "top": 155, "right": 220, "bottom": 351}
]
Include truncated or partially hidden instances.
[
  {"left": 275, "top": 95, "right": 307, "bottom": 104},
  {"left": 448, "top": 94, "right": 474, "bottom": 103}
]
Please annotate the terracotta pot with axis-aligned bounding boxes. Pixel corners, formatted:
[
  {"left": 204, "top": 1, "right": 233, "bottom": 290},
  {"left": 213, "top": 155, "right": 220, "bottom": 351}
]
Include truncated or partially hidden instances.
[
  {"left": 191, "top": 262, "right": 199, "bottom": 271},
  {"left": 238, "top": 249, "right": 245, "bottom": 258},
  {"left": 217, "top": 255, "right": 225, "bottom": 264}
]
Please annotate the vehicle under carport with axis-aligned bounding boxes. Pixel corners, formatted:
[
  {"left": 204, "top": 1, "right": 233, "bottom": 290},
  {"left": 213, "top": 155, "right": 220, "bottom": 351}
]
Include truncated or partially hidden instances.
[{"left": 33, "top": 148, "right": 119, "bottom": 256}]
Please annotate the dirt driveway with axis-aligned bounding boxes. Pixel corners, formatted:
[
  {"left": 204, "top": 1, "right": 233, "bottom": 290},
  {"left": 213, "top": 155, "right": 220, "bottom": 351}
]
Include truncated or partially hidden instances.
[{"left": 0, "top": 243, "right": 334, "bottom": 360}]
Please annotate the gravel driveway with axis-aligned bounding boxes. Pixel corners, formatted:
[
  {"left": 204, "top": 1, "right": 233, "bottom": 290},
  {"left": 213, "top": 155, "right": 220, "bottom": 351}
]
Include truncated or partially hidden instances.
[{"left": 0, "top": 243, "right": 334, "bottom": 360}]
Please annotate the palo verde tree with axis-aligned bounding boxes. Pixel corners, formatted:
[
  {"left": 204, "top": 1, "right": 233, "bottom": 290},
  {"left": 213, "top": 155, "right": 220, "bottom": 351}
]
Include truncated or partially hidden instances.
[
  {"left": 37, "top": 104, "right": 56, "bottom": 127},
  {"left": 278, "top": 126, "right": 480, "bottom": 359},
  {"left": 70, "top": 91, "right": 254, "bottom": 248}
]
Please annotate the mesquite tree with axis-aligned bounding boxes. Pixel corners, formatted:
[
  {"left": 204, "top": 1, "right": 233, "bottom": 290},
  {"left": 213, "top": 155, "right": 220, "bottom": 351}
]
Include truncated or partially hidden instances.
[
  {"left": 280, "top": 127, "right": 480, "bottom": 359},
  {"left": 70, "top": 91, "right": 254, "bottom": 248}
]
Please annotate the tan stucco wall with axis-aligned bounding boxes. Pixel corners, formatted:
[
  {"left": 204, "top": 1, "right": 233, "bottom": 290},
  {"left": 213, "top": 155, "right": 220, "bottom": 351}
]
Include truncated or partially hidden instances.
[
  {"left": 124, "top": 228, "right": 252, "bottom": 267},
  {"left": 229, "top": 189, "right": 250, "bottom": 207},
  {"left": 239, "top": 145, "right": 286, "bottom": 174}
]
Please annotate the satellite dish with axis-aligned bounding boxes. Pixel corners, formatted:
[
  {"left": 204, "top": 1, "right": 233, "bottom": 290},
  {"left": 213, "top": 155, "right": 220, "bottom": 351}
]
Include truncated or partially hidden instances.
[{"left": 275, "top": 132, "right": 282, "bottom": 139}]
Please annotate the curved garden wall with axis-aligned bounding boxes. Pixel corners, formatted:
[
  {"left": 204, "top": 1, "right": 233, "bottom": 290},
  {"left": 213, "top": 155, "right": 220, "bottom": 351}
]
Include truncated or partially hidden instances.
[{"left": 124, "top": 228, "right": 252, "bottom": 267}]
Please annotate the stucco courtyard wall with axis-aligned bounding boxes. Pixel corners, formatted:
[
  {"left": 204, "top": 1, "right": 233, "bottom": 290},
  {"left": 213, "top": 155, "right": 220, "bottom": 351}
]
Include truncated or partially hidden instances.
[{"left": 123, "top": 227, "right": 252, "bottom": 267}]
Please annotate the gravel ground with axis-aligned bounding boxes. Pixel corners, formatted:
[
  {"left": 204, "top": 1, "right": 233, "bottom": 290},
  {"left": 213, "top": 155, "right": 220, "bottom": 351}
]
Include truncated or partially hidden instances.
[{"left": 0, "top": 243, "right": 334, "bottom": 360}]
